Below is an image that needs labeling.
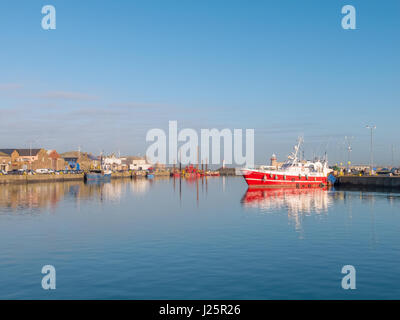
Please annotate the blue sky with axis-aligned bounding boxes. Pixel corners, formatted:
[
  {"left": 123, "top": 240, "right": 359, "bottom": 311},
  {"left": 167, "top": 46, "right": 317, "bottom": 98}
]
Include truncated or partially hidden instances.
[{"left": 0, "top": 0, "right": 399, "bottom": 165}]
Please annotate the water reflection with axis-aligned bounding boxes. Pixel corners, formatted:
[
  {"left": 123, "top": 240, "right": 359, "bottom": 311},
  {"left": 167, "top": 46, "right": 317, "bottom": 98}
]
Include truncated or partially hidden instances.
[
  {"left": 1, "top": 178, "right": 400, "bottom": 216},
  {"left": 0, "top": 178, "right": 153, "bottom": 213},
  {"left": 242, "top": 187, "right": 331, "bottom": 213},
  {"left": 241, "top": 186, "right": 400, "bottom": 239},
  {"left": 331, "top": 186, "right": 400, "bottom": 207},
  {"left": 0, "top": 176, "right": 219, "bottom": 213},
  {"left": 171, "top": 175, "right": 212, "bottom": 207},
  {"left": 241, "top": 188, "right": 332, "bottom": 233}
]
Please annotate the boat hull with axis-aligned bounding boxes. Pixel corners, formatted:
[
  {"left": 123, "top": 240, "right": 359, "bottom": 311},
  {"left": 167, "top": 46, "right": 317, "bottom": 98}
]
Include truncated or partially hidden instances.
[
  {"left": 84, "top": 172, "right": 111, "bottom": 181},
  {"left": 242, "top": 169, "right": 327, "bottom": 188}
]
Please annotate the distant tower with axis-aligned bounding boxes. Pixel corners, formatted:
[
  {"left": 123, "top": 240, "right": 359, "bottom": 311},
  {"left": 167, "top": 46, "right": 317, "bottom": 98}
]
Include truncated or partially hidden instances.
[{"left": 270, "top": 153, "right": 277, "bottom": 168}]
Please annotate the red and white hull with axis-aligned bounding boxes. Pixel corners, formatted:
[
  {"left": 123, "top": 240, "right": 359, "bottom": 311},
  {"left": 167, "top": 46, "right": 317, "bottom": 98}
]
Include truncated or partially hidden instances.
[
  {"left": 242, "top": 169, "right": 328, "bottom": 188},
  {"left": 243, "top": 137, "right": 332, "bottom": 188}
]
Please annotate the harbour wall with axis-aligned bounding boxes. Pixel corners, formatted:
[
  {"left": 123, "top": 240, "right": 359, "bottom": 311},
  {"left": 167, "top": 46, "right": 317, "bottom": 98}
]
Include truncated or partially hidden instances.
[
  {"left": 218, "top": 168, "right": 237, "bottom": 176},
  {"left": 335, "top": 176, "right": 400, "bottom": 188},
  {"left": 0, "top": 174, "right": 84, "bottom": 184}
]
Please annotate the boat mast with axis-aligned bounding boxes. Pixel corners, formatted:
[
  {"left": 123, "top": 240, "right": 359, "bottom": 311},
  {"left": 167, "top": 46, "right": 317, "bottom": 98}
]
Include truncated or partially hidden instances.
[{"left": 288, "top": 137, "right": 303, "bottom": 167}]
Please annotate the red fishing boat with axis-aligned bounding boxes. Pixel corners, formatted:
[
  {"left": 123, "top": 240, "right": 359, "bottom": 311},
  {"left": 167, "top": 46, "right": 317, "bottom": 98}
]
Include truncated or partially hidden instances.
[{"left": 241, "top": 138, "right": 332, "bottom": 188}]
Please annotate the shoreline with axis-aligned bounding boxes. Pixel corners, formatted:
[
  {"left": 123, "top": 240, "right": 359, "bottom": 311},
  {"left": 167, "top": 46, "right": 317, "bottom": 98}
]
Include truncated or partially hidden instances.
[
  {"left": 0, "top": 172, "right": 140, "bottom": 184},
  {"left": 0, "top": 171, "right": 238, "bottom": 185}
]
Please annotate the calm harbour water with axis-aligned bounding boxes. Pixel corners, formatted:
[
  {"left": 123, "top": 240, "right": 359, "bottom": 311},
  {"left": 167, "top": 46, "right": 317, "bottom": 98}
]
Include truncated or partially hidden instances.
[{"left": 0, "top": 177, "right": 399, "bottom": 299}]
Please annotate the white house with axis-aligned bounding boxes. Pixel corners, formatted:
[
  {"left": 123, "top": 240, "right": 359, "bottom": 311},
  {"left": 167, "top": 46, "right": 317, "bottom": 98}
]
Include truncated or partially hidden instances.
[
  {"left": 103, "top": 154, "right": 122, "bottom": 170},
  {"left": 124, "top": 156, "right": 152, "bottom": 171}
]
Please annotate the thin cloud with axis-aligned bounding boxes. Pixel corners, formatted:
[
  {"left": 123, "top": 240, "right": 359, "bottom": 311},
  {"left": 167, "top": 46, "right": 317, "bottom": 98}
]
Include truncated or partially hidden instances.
[
  {"left": 65, "top": 107, "right": 125, "bottom": 118},
  {"left": 107, "top": 102, "right": 205, "bottom": 113},
  {"left": 108, "top": 102, "right": 170, "bottom": 110},
  {"left": 39, "top": 91, "right": 98, "bottom": 101},
  {"left": 0, "top": 83, "right": 23, "bottom": 91}
]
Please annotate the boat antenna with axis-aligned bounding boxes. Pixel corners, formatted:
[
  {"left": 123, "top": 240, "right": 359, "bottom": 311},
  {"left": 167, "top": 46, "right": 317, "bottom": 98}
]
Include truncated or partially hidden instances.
[{"left": 288, "top": 136, "right": 303, "bottom": 166}]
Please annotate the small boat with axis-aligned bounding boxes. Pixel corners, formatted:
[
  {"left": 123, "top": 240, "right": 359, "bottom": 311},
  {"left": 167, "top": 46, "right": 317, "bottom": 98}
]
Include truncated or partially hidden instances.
[
  {"left": 146, "top": 168, "right": 154, "bottom": 178},
  {"left": 84, "top": 153, "right": 112, "bottom": 182},
  {"left": 84, "top": 169, "right": 112, "bottom": 181}
]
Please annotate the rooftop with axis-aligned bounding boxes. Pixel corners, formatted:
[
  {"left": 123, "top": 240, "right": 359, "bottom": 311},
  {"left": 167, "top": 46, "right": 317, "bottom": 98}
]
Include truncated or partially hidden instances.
[{"left": 0, "top": 148, "right": 42, "bottom": 156}]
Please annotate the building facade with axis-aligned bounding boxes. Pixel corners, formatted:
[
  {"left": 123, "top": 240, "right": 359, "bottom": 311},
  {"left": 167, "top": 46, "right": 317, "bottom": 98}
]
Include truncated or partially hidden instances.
[
  {"left": 0, "top": 148, "right": 52, "bottom": 170},
  {"left": 0, "top": 152, "right": 11, "bottom": 172},
  {"left": 47, "top": 150, "right": 67, "bottom": 170},
  {"left": 124, "top": 156, "right": 152, "bottom": 171},
  {"left": 61, "top": 151, "right": 99, "bottom": 170},
  {"left": 103, "top": 154, "right": 122, "bottom": 171}
]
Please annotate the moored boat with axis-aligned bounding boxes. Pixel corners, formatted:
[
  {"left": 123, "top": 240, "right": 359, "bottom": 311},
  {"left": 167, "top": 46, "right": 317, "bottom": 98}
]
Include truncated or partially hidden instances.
[
  {"left": 84, "top": 169, "right": 112, "bottom": 181},
  {"left": 84, "top": 153, "right": 112, "bottom": 182},
  {"left": 146, "top": 167, "right": 154, "bottom": 178},
  {"left": 241, "top": 138, "right": 332, "bottom": 188}
]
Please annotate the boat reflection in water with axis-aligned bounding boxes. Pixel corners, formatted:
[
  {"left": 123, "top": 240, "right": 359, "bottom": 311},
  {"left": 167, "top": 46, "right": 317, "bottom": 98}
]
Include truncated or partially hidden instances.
[{"left": 241, "top": 187, "right": 333, "bottom": 233}]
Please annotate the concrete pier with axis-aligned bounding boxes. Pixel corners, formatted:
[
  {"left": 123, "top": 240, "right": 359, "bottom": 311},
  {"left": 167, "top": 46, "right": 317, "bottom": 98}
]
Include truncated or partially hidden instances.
[
  {"left": 218, "top": 168, "right": 237, "bottom": 176},
  {"left": 110, "top": 172, "right": 132, "bottom": 179},
  {"left": 335, "top": 176, "right": 400, "bottom": 188},
  {"left": 0, "top": 174, "right": 84, "bottom": 184}
]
